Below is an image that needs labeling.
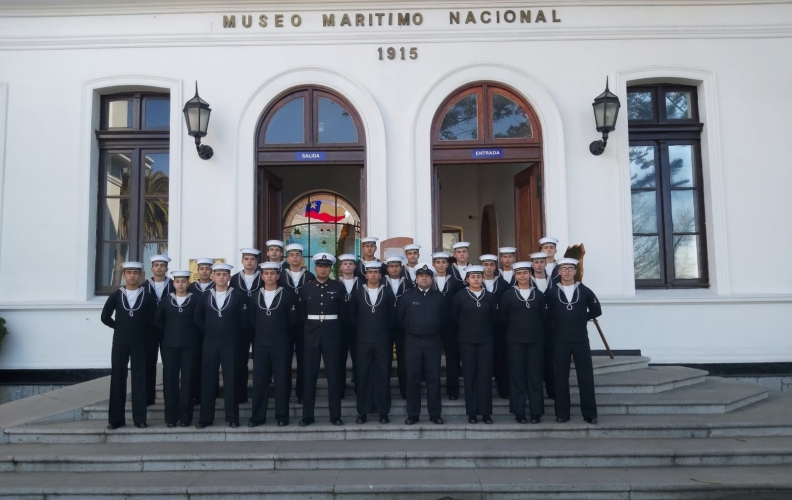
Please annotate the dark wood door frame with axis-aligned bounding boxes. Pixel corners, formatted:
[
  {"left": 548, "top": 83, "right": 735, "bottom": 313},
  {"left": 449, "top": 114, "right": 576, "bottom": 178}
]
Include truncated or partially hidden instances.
[{"left": 514, "top": 164, "right": 544, "bottom": 261}]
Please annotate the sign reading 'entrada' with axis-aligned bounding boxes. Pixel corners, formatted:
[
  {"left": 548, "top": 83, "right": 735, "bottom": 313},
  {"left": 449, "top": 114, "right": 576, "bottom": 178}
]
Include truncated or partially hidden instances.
[{"left": 221, "top": 9, "right": 562, "bottom": 29}]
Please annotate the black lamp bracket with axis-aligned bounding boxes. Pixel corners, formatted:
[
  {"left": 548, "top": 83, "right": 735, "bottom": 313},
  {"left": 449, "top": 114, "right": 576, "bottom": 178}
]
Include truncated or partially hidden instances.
[{"left": 195, "top": 136, "right": 213, "bottom": 160}]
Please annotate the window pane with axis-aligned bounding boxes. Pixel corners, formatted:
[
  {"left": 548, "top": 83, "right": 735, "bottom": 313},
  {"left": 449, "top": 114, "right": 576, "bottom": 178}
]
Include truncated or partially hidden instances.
[
  {"left": 665, "top": 91, "right": 692, "bottom": 120},
  {"left": 317, "top": 97, "right": 357, "bottom": 143},
  {"left": 144, "top": 98, "right": 170, "bottom": 128},
  {"left": 108, "top": 99, "right": 133, "bottom": 128},
  {"left": 627, "top": 91, "right": 653, "bottom": 120},
  {"left": 106, "top": 153, "right": 131, "bottom": 196},
  {"left": 673, "top": 235, "right": 700, "bottom": 279},
  {"left": 103, "top": 198, "right": 129, "bottom": 240},
  {"left": 439, "top": 93, "right": 478, "bottom": 141},
  {"left": 100, "top": 242, "right": 130, "bottom": 288},
  {"left": 285, "top": 224, "right": 310, "bottom": 250},
  {"left": 143, "top": 242, "right": 168, "bottom": 266},
  {"left": 629, "top": 145, "right": 656, "bottom": 188},
  {"left": 143, "top": 199, "right": 169, "bottom": 240},
  {"left": 633, "top": 236, "right": 661, "bottom": 280},
  {"left": 668, "top": 145, "right": 695, "bottom": 187},
  {"left": 671, "top": 190, "right": 699, "bottom": 233},
  {"left": 631, "top": 191, "right": 658, "bottom": 233},
  {"left": 265, "top": 98, "right": 304, "bottom": 144},
  {"left": 492, "top": 93, "right": 532, "bottom": 139},
  {"left": 309, "top": 223, "right": 337, "bottom": 257},
  {"left": 144, "top": 153, "right": 169, "bottom": 195}
]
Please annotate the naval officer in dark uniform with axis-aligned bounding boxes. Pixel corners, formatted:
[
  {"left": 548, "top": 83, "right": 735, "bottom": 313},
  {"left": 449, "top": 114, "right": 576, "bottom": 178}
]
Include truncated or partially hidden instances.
[
  {"left": 248, "top": 262, "right": 299, "bottom": 427},
  {"left": 497, "top": 247, "right": 517, "bottom": 287},
  {"left": 397, "top": 264, "right": 448, "bottom": 425},
  {"left": 354, "top": 236, "right": 387, "bottom": 280},
  {"left": 187, "top": 258, "right": 215, "bottom": 407},
  {"left": 546, "top": 257, "right": 602, "bottom": 424},
  {"left": 384, "top": 255, "right": 412, "bottom": 399},
  {"left": 349, "top": 261, "right": 396, "bottom": 424},
  {"left": 337, "top": 253, "right": 360, "bottom": 396},
  {"left": 299, "top": 252, "right": 347, "bottom": 426},
  {"left": 264, "top": 239, "right": 287, "bottom": 271},
  {"left": 481, "top": 254, "right": 510, "bottom": 399},
  {"left": 529, "top": 251, "right": 556, "bottom": 400},
  {"left": 101, "top": 261, "right": 157, "bottom": 429},
  {"left": 143, "top": 254, "right": 174, "bottom": 405},
  {"left": 231, "top": 248, "right": 263, "bottom": 405},
  {"left": 431, "top": 251, "right": 463, "bottom": 400}
]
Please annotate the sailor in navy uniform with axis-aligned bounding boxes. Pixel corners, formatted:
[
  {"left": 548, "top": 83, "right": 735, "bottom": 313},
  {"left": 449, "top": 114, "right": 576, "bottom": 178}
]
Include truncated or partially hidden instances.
[
  {"left": 481, "top": 254, "right": 510, "bottom": 399},
  {"left": 449, "top": 241, "right": 472, "bottom": 284},
  {"left": 231, "top": 248, "right": 262, "bottom": 405},
  {"left": 546, "top": 258, "right": 602, "bottom": 425},
  {"left": 188, "top": 258, "right": 215, "bottom": 406},
  {"left": 194, "top": 263, "right": 250, "bottom": 428},
  {"left": 384, "top": 255, "right": 412, "bottom": 399},
  {"left": 354, "top": 236, "right": 387, "bottom": 280},
  {"left": 143, "top": 254, "right": 174, "bottom": 405},
  {"left": 500, "top": 261, "right": 547, "bottom": 424},
  {"left": 299, "top": 253, "right": 347, "bottom": 427},
  {"left": 452, "top": 265, "right": 498, "bottom": 424},
  {"left": 539, "top": 237, "right": 562, "bottom": 283},
  {"left": 248, "top": 262, "right": 299, "bottom": 427},
  {"left": 349, "top": 261, "right": 397, "bottom": 424},
  {"left": 397, "top": 264, "right": 448, "bottom": 425},
  {"left": 101, "top": 262, "right": 157, "bottom": 429},
  {"left": 154, "top": 270, "right": 200, "bottom": 427},
  {"left": 264, "top": 239, "right": 287, "bottom": 272},
  {"left": 497, "top": 247, "right": 517, "bottom": 287},
  {"left": 337, "top": 253, "right": 360, "bottom": 396},
  {"left": 431, "top": 252, "right": 463, "bottom": 399},
  {"left": 530, "top": 251, "right": 556, "bottom": 399},
  {"left": 401, "top": 244, "right": 421, "bottom": 284},
  {"left": 278, "top": 243, "right": 316, "bottom": 403}
]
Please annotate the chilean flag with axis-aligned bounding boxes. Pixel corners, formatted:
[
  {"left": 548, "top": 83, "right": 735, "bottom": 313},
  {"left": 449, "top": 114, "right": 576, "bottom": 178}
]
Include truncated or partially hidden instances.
[{"left": 305, "top": 200, "right": 347, "bottom": 223}]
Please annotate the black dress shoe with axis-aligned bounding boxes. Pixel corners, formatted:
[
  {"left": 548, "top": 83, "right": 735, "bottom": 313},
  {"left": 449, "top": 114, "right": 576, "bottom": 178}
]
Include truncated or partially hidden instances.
[
  {"left": 247, "top": 421, "right": 261, "bottom": 428},
  {"left": 585, "top": 417, "right": 598, "bottom": 425},
  {"left": 468, "top": 416, "right": 478, "bottom": 424},
  {"left": 196, "top": 422, "right": 212, "bottom": 429},
  {"left": 379, "top": 415, "right": 389, "bottom": 424},
  {"left": 556, "top": 417, "right": 568, "bottom": 423},
  {"left": 296, "top": 397, "right": 303, "bottom": 405},
  {"left": 405, "top": 417, "right": 418, "bottom": 425},
  {"left": 449, "top": 395, "right": 458, "bottom": 401},
  {"left": 482, "top": 415, "right": 493, "bottom": 424},
  {"left": 179, "top": 422, "right": 190, "bottom": 427},
  {"left": 430, "top": 417, "right": 444, "bottom": 425},
  {"left": 146, "top": 400, "right": 156, "bottom": 407},
  {"left": 277, "top": 420, "right": 288, "bottom": 427},
  {"left": 166, "top": 423, "right": 177, "bottom": 428},
  {"left": 229, "top": 421, "right": 240, "bottom": 428},
  {"left": 330, "top": 418, "right": 343, "bottom": 426},
  {"left": 135, "top": 422, "right": 147, "bottom": 429},
  {"left": 106, "top": 423, "right": 125, "bottom": 430},
  {"left": 530, "top": 417, "right": 541, "bottom": 424},
  {"left": 298, "top": 418, "right": 314, "bottom": 427},
  {"left": 356, "top": 415, "right": 367, "bottom": 424},
  {"left": 516, "top": 415, "right": 528, "bottom": 424}
]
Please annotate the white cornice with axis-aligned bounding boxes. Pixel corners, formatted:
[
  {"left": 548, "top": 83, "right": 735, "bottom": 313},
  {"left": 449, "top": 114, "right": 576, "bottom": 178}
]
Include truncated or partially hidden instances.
[
  {"left": 1, "top": 0, "right": 791, "bottom": 17},
  {"left": 0, "top": 24, "right": 790, "bottom": 50}
]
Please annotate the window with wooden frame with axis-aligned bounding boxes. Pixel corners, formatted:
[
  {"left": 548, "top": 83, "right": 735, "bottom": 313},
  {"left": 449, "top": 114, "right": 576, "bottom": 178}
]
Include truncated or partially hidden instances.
[
  {"left": 95, "top": 92, "right": 170, "bottom": 294},
  {"left": 628, "top": 84, "right": 708, "bottom": 288}
]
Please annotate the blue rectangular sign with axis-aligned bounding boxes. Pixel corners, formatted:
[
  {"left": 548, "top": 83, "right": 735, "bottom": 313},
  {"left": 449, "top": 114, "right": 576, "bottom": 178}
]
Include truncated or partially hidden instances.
[
  {"left": 295, "top": 151, "right": 326, "bottom": 161},
  {"left": 471, "top": 148, "right": 504, "bottom": 159}
]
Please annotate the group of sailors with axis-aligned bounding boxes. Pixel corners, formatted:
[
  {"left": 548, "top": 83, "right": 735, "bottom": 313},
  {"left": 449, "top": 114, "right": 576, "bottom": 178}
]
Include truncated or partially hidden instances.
[{"left": 100, "top": 236, "right": 602, "bottom": 429}]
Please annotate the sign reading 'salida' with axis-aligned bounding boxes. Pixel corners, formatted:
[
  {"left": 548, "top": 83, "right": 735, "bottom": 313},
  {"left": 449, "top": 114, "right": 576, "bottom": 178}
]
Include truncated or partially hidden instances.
[{"left": 221, "top": 9, "right": 562, "bottom": 29}]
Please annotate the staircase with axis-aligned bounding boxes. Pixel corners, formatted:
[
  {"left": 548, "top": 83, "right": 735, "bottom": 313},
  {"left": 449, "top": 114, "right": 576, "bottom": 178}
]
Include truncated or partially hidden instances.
[{"left": 1, "top": 356, "right": 792, "bottom": 499}]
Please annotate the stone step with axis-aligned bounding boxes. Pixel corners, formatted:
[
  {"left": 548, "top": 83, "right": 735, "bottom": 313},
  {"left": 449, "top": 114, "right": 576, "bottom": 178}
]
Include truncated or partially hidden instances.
[
  {"left": 0, "top": 465, "right": 790, "bottom": 498},
  {"left": 2, "top": 436, "right": 792, "bottom": 472}
]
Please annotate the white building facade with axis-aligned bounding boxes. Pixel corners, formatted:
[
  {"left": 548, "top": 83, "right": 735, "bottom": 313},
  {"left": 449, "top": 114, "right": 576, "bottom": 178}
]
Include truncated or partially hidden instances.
[{"left": 0, "top": 0, "right": 790, "bottom": 373}]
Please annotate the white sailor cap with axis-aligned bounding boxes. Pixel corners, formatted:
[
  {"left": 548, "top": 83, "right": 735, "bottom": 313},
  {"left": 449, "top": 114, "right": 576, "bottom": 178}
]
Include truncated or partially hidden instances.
[
  {"left": 466, "top": 265, "right": 485, "bottom": 274},
  {"left": 556, "top": 258, "right": 579, "bottom": 267},
  {"left": 361, "top": 237, "right": 379, "bottom": 244},
  {"left": 122, "top": 261, "right": 144, "bottom": 270},
  {"left": 150, "top": 255, "right": 171, "bottom": 263},
  {"left": 239, "top": 248, "right": 261, "bottom": 256},
  {"left": 338, "top": 253, "right": 357, "bottom": 262},
  {"left": 364, "top": 261, "right": 383, "bottom": 271},
  {"left": 479, "top": 254, "right": 498, "bottom": 263},
  {"left": 529, "top": 252, "right": 548, "bottom": 260},
  {"left": 385, "top": 255, "right": 404, "bottom": 265},
  {"left": 195, "top": 258, "right": 214, "bottom": 266},
  {"left": 171, "top": 271, "right": 191, "bottom": 278},
  {"left": 499, "top": 247, "right": 517, "bottom": 254},
  {"left": 265, "top": 240, "right": 284, "bottom": 249},
  {"left": 415, "top": 263, "right": 435, "bottom": 276},
  {"left": 431, "top": 252, "right": 450, "bottom": 261},
  {"left": 212, "top": 263, "right": 234, "bottom": 272},
  {"left": 285, "top": 243, "right": 304, "bottom": 253},
  {"left": 313, "top": 253, "right": 336, "bottom": 265},
  {"left": 403, "top": 244, "right": 421, "bottom": 252},
  {"left": 513, "top": 261, "right": 532, "bottom": 271},
  {"left": 259, "top": 262, "right": 281, "bottom": 271},
  {"left": 452, "top": 242, "right": 470, "bottom": 250},
  {"left": 539, "top": 237, "right": 559, "bottom": 246}
]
